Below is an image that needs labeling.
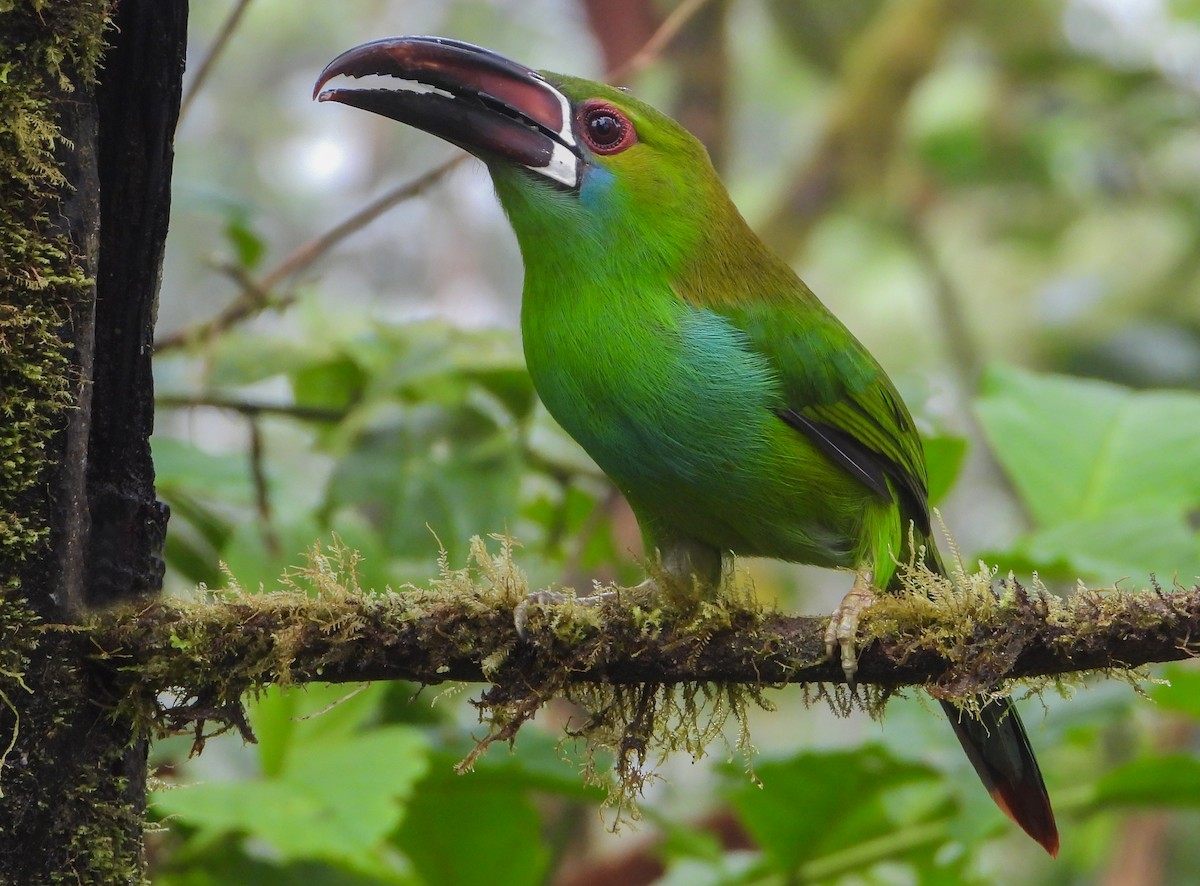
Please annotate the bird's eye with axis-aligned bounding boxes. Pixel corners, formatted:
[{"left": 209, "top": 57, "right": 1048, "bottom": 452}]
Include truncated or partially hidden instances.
[{"left": 578, "top": 100, "right": 636, "bottom": 155}]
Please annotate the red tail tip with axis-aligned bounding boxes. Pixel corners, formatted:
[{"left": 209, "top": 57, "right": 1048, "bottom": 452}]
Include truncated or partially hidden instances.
[{"left": 989, "top": 786, "right": 1059, "bottom": 857}]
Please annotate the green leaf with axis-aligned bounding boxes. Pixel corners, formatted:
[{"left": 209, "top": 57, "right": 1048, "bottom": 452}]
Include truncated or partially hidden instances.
[
  {"left": 291, "top": 356, "right": 367, "bottom": 412},
  {"left": 156, "top": 854, "right": 413, "bottom": 886},
  {"left": 655, "top": 820, "right": 725, "bottom": 865},
  {"left": 160, "top": 491, "right": 232, "bottom": 587},
  {"left": 249, "top": 683, "right": 390, "bottom": 778},
  {"left": 1149, "top": 664, "right": 1200, "bottom": 719},
  {"left": 155, "top": 727, "right": 430, "bottom": 866},
  {"left": 977, "top": 366, "right": 1128, "bottom": 525},
  {"left": 394, "top": 762, "right": 549, "bottom": 886},
  {"left": 1094, "top": 755, "right": 1200, "bottom": 807},
  {"left": 207, "top": 332, "right": 336, "bottom": 388},
  {"left": 1169, "top": 0, "right": 1200, "bottom": 22},
  {"left": 1012, "top": 511, "right": 1200, "bottom": 580},
  {"left": 283, "top": 728, "right": 429, "bottom": 847},
  {"left": 723, "top": 746, "right": 944, "bottom": 874},
  {"left": 219, "top": 516, "right": 325, "bottom": 594},
  {"left": 416, "top": 737, "right": 605, "bottom": 802},
  {"left": 976, "top": 365, "right": 1200, "bottom": 578},
  {"left": 923, "top": 433, "right": 968, "bottom": 504},
  {"left": 152, "top": 437, "right": 255, "bottom": 503},
  {"left": 324, "top": 403, "right": 522, "bottom": 565},
  {"left": 224, "top": 213, "right": 266, "bottom": 270},
  {"left": 978, "top": 365, "right": 1200, "bottom": 521},
  {"left": 155, "top": 780, "right": 325, "bottom": 854}
]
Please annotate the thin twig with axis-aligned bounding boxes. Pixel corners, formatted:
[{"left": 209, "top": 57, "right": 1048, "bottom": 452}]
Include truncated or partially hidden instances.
[
  {"left": 179, "top": 0, "right": 255, "bottom": 124},
  {"left": 607, "top": 0, "right": 714, "bottom": 81},
  {"left": 156, "top": 394, "right": 346, "bottom": 422},
  {"left": 246, "top": 417, "right": 280, "bottom": 557},
  {"left": 154, "top": 158, "right": 462, "bottom": 353},
  {"left": 259, "top": 158, "right": 465, "bottom": 293}
]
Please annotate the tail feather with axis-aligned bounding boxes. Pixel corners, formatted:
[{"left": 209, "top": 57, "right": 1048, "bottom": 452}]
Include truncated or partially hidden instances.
[
  {"left": 904, "top": 540, "right": 1058, "bottom": 853},
  {"left": 940, "top": 696, "right": 1059, "bottom": 857},
  {"left": 896, "top": 539, "right": 1057, "bottom": 852}
]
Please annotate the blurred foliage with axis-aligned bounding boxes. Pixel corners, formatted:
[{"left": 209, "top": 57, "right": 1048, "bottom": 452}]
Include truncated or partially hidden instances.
[
  {"left": 149, "top": 0, "right": 1200, "bottom": 884},
  {"left": 977, "top": 365, "right": 1200, "bottom": 580}
]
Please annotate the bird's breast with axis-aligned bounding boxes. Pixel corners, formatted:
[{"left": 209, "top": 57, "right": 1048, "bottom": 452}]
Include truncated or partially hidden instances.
[
  {"left": 522, "top": 288, "right": 780, "bottom": 493},
  {"left": 520, "top": 280, "right": 878, "bottom": 567}
]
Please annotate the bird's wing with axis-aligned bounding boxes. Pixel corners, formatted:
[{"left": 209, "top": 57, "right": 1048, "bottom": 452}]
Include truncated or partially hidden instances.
[{"left": 718, "top": 299, "right": 931, "bottom": 532}]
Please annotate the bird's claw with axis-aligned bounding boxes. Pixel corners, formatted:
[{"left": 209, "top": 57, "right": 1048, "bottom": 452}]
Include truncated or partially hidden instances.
[
  {"left": 513, "top": 589, "right": 618, "bottom": 641},
  {"left": 824, "top": 576, "right": 876, "bottom": 687},
  {"left": 513, "top": 590, "right": 569, "bottom": 641}
]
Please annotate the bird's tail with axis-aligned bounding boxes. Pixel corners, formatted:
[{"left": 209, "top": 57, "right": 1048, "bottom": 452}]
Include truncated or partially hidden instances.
[
  {"left": 912, "top": 542, "right": 1059, "bottom": 856},
  {"left": 939, "top": 696, "right": 1058, "bottom": 856}
]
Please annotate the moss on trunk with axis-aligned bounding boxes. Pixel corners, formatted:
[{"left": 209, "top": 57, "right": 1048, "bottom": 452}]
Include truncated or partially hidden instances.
[{"left": 0, "top": 4, "right": 160, "bottom": 883}]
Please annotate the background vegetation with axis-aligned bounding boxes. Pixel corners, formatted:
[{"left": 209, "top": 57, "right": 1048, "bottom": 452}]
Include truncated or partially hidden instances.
[{"left": 147, "top": 1, "right": 1200, "bottom": 883}]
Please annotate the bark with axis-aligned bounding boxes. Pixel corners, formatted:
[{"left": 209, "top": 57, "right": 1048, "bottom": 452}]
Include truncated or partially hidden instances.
[
  {"left": 89, "top": 0, "right": 177, "bottom": 610},
  {"left": 0, "top": 2, "right": 183, "bottom": 883}
]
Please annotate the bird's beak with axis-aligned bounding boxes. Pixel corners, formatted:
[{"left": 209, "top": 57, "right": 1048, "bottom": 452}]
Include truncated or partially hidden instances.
[{"left": 314, "top": 36, "right": 580, "bottom": 189}]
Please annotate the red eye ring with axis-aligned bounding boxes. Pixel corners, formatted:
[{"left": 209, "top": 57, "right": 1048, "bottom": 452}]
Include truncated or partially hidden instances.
[{"left": 577, "top": 100, "right": 637, "bottom": 155}]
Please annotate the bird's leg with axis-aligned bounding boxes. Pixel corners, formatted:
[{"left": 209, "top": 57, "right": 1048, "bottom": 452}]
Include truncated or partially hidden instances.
[
  {"left": 656, "top": 539, "right": 723, "bottom": 596},
  {"left": 514, "top": 538, "right": 724, "bottom": 640},
  {"left": 824, "top": 570, "right": 876, "bottom": 686}
]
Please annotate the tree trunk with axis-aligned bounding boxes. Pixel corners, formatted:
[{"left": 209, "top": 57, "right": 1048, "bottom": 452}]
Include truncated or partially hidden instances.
[{"left": 0, "top": 2, "right": 184, "bottom": 881}]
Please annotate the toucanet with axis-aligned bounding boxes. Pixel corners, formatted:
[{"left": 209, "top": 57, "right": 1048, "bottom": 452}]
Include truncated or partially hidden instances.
[{"left": 314, "top": 36, "right": 1058, "bottom": 855}]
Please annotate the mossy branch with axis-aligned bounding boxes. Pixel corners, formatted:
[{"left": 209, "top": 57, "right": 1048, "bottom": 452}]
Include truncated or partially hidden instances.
[
  {"left": 77, "top": 540, "right": 1199, "bottom": 728},
  {"left": 16, "top": 537, "right": 1180, "bottom": 812}
]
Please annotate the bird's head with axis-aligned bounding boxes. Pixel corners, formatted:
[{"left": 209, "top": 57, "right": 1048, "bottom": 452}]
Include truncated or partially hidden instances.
[{"left": 314, "top": 37, "right": 732, "bottom": 273}]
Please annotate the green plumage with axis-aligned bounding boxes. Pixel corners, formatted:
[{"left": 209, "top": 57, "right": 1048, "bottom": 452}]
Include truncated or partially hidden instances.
[
  {"left": 314, "top": 38, "right": 1058, "bottom": 854},
  {"left": 494, "top": 76, "right": 921, "bottom": 589}
]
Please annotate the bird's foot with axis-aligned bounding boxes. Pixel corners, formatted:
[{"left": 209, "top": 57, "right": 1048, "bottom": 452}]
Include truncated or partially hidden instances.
[
  {"left": 824, "top": 572, "right": 876, "bottom": 687},
  {"left": 513, "top": 580, "right": 662, "bottom": 640},
  {"left": 513, "top": 588, "right": 616, "bottom": 640}
]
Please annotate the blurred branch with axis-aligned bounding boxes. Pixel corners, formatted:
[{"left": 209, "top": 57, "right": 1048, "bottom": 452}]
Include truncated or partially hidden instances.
[
  {"left": 607, "top": 0, "right": 716, "bottom": 82},
  {"left": 663, "top": 0, "right": 729, "bottom": 169},
  {"left": 901, "top": 209, "right": 982, "bottom": 381},
  {"left": 81, "top": 567, "right": 1200, "bottom": 725},
  {"left": 179, "top": 0, "right": 255, "bottom": 124},
  {"left": 592, "top": 0, "right": 731, "bottom": 163},
  {"left": 246, "top": 417, "right": 280, "bottom": 557},
  {"left": 555, "top": 809, "right": 749, "bottom": 886},
  {"left": 582, "top": 0, "right": 660, "bottom": 74},
  {"left": 156, "top": 393, "right": 345, "bottom": 422},
  {"left": 760, "top": 0, "right": 967, "bottom": 257},
  {"left": 153, "top": 158, "right": 464, "bottom": 353},
  {"left": 1099, "top": 716, "right": 1193, "bottom": 886}
]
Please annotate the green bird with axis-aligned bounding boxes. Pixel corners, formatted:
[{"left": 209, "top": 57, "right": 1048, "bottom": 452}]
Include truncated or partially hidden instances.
[{"left": 315, "top": 36, "right": 1058, "bottom": 855}]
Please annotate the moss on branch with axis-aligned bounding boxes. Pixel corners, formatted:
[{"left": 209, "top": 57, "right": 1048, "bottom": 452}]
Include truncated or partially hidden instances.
[{"left": 59, "top": 536, "right": 1199, "bottom": 807}]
